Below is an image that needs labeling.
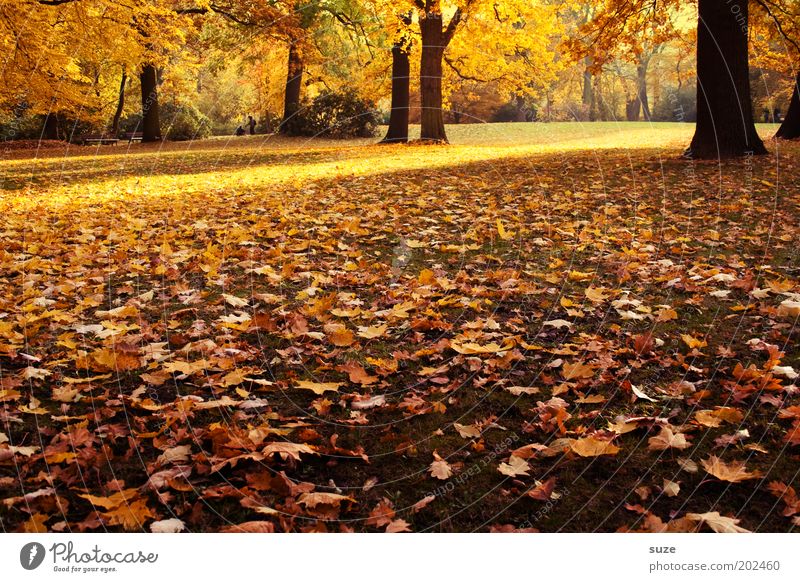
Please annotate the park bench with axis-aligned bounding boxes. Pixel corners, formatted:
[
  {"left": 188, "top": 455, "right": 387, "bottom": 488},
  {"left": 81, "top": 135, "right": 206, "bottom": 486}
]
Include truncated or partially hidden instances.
[
  {"left": 122, "top": 131, "right": 144, "bottom": 143},
  {"left": 78, "top": 133, "right": 118, "bottom": 146}
]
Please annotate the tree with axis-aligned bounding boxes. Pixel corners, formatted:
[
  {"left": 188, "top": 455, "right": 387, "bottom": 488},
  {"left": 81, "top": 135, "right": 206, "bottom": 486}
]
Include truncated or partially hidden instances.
[
  {"left": 688, "top": 0, "right": 766, "bottom": 157},
  {"left": 570, "top": 0, "right": 769, "bottom": 158},
  {"left": 381, "top": 13, "right": 413, "bottom": 143},
  {"left": 776, "top": 72, "right": 800, "bottom": 138},
  {"left": 140, "top": 65, "right": 162, "bottom": 142}
]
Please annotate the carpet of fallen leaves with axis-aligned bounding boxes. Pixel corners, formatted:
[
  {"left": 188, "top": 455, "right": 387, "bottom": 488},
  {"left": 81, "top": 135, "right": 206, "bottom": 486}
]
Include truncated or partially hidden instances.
[{"left": 2, "top": 122, "right": 800, "bottom": 533}]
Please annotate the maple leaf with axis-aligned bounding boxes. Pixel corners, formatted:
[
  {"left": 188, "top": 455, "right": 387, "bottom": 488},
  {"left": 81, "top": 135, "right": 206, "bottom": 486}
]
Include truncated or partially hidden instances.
[
  {"left": 150, "top": 518, "right": 186, "bottom": 533},
  {"left": 294, "top": 380, "right": 342, "bottom": 395},
  {"left": 450, "top": 339, "right": 514, "bottom": 355},
  {"left": 498, "top": 455, "right": 531, "bottom": 477},
  {"left": 528, "top": 477, "right": 557, "bottom": 501},
  {"left": 648, "top": 426, "right": 691, "bottom": 451},
  {"left": 504, "top": 385, "right": 540, "bottom": 396},
  {"left": 584, "top": 286, "right": 608, "bottom": 303},
  {"left": 701, "top": 456, "right": 761, "bottom": 483},
  {"left": 221, "top": 521, "right": 275, "bottom": 533},
  {"left": 78, "top": 489, "right": 140, "bottom": 510},
  {"left": 366, "top": 498, "right": 396, "bottom": 528},
  {"left": 662, "top": 480, "right": 680, "bottom": 497},
  {"left": 356, "top": 324, "right": 388, "bottom": 339},
  {"left": 453, "top": 423, "right": 481, "bottom": 439},
  {"left": 324, "top": 323, "right": 355, "bottom": 347},
  {"left": 297, "top": 492, "right": 355, "bottom": 508},
  {"left": 562, "top": 361, "right": 594, "bottom": 380},
  {"left": 102, "top": 499, "right": 155, "bottom": 531},
  {"left": 570, "top": 436, "right": 620, "bottom": 457},
  {"left": 263, "top": 442, "right": 318, "bottom": 461},
  {"left": 681, "top": 334, "right": 707, "bottom": 349},
  {"left": 429, "top": 452, "right": 452, "bottom": 480},
  {"left": 386, "top": 519, "right": 412, "bottom": 533},
  {"left": 411, "top": 495, "right": 436, "bottom": 513},
  {"left": 686, "top": 511, "right": 751, "bottom": 533}
]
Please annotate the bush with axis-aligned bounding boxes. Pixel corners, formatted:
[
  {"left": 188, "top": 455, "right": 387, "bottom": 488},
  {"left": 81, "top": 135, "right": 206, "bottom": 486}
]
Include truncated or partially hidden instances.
[
  {"left": 283, "top": 90, "right": 380, "bottom": 138},
  {"left": 160, "top": 102, "right": 212, "bottom": 141},
  {"left": 651, "top": 86, "right": 696, "bottom": 122}
]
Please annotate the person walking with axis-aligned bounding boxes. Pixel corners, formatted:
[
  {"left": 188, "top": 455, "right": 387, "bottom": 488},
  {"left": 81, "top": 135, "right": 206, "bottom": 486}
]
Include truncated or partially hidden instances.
[{"left": 248, "top": 115, "right": 256, "bottom": 135}]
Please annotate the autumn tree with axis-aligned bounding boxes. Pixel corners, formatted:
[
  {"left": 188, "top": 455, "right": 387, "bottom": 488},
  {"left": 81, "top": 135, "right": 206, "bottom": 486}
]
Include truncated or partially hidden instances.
[
  {"left": 688, "top": 0, "right": 766, "bottom": 157},
  {"left": 750, "top": 0, "right": 800, "bottom": 138},
  {"left": 380, "top": 12, "right": 414, "bottom": 143}
]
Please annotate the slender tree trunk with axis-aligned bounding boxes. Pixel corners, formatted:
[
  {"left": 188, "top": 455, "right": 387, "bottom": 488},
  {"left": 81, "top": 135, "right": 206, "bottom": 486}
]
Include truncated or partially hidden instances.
[
  {"left": 590, "top": 75, "right": 601, "bottom": 121},
  {"left": 419, "top": 12, "right": 447, "bottom": 142},
  {"left": 688, "top": 0, "right": 766, "bottom": 158},
  {"left": 636, "top": 61, "right": 651, "bottom": 121},
  {"left": 582, "top": 65, "right": 593, "bottom": 105},
  {"left": 112, "top": 70, "right": 127, "bottom": 136},
  {"left": 776, "top": 71, "right": 800, "bottom": 139},
  {"left": 281, "top": 43, "right": 303, "bottom": 132},
  {"left": 381, "top": 35, "right": 411, "bottom": 143},
  {"left": 140, "top": 64, "right": 161, "bottom": 142}
]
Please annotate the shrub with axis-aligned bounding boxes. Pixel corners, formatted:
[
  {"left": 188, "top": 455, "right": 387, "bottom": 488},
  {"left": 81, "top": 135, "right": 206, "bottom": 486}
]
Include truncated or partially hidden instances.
[
  {"left": 282, "top": 90, "right": 380, "bottom": 138},
  {"left": 160, "top": 102, "right": 212, "bottom": 141}
]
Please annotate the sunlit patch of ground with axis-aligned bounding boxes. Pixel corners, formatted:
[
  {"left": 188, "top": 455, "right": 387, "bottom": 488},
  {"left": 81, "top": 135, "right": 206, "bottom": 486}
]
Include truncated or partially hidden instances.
[{"left": 1, "top": 123, "right": 799, "bottom": 533}]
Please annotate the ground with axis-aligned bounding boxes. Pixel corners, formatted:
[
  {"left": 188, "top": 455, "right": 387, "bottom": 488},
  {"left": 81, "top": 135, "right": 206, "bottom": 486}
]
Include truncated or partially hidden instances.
[{"left": 1, "top": 122, "right": 799, "bottom": 533}]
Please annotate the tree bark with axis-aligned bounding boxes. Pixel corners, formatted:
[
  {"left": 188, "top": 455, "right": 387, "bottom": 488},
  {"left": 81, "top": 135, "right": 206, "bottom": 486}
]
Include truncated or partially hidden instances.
[
  {"left": 140, "top": 64, "right": 161, "bottom": 142},
  {"left": 381, "top": 32, "right": 411, "bottom": 143},
  {"left": 112, "top": 70, "right": 127, "bottom": 136},
  {"left": 582, "top": 57, "right": 593, "bottom": 117},
  {"left": 626, "top": 99, "right": 640, "bottom": 121},
  {"left": 687, "top": 0, "right": 766, "bottom": 158},
  {"left": 419, "top": 11, "right": 447, "bottom": 142},
  {"left": 281, "top": 42, "right": 303, "bottom": 132},
  {"left": 636, "top": 60, "right": 651, "bottom": 121},
  {"left": 42, "top": 112, "right": 60, "bottom": 140},
  {"left": 776, "top": 71, "right": 800, "bottom": 139}
]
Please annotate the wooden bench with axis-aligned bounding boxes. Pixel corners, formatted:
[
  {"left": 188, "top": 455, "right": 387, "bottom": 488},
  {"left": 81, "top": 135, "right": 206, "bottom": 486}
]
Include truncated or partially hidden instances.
[
  {"left": 122, "top": 132, "right": 143, "bottom": 143},
  {"left": 79, "top": 134, "right": 118, "bottom": 146}
]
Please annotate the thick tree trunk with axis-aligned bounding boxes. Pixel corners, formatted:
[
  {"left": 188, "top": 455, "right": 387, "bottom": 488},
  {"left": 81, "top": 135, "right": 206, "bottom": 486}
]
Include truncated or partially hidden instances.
[
  {"left": 281, "top": 43, "right": 303, "bottom": 132},
  {"left": 776, "top": 71, "right": 800, "bottom": 139},
  {"left": 112, "top": 70, "right": 127, "bottom": 136},
  {"left": 687, "top": 0, "right": 766, "bottom": 158},
  {"left": 636, "top": 62, "right": 651, "bottom": 121},
  {"left": 419, "top": 13, "right": 447, "bottom": 143},
  {"left": 42, "top": 112, "right": 60, "bottom": 140},
  {"left": 626, "top": 99, "right": 640, "bottom": 121},
  {"left": 381, "top": 38, "right": 411, "bottom": 143},
  {"left": 140, "top": 64, "right": 161, "bottom": 142}
]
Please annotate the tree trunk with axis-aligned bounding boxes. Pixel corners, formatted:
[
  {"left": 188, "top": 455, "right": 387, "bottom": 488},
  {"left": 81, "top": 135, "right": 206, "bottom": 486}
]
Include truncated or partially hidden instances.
[
  {"left": 381, "top": 36, "right": 411, "bottom": 143},
  {"left": 281, "top": 43, "right": 303, "bottom": 132},
  {"left": 42, "top": 112, "right": 60, "bottom": 140},
  {"left": 419, "top": 13, "right": 447, "bottom": 143},
  {"left": 590, "top": 75, "right": 601, "bottom": 121},
  {"left": 626, "top": 99, "right": 640, "bottom": 121},
  {"left": 140, "top": 64, "right": 161, "bottom": 142},
  {"left": 636, "top": 61, "right": 651, "bottom": 121},
  {"left": 582, "top": 58, "right": 593, "bottom": 109},
  {"left": 687, "top": 0, "right": 766, "bottom": 158},
  {"left": 776, "top": 71, "right": 800, "bottom": 139},
  {"left": 112, "top": 70, "right": 127, "bottom": 136}
]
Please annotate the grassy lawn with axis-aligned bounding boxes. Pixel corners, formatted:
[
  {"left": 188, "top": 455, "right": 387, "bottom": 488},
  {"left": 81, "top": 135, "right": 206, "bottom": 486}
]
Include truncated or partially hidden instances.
[{"left": 1, "top": 122, "right": 799, "bottom": 533}]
